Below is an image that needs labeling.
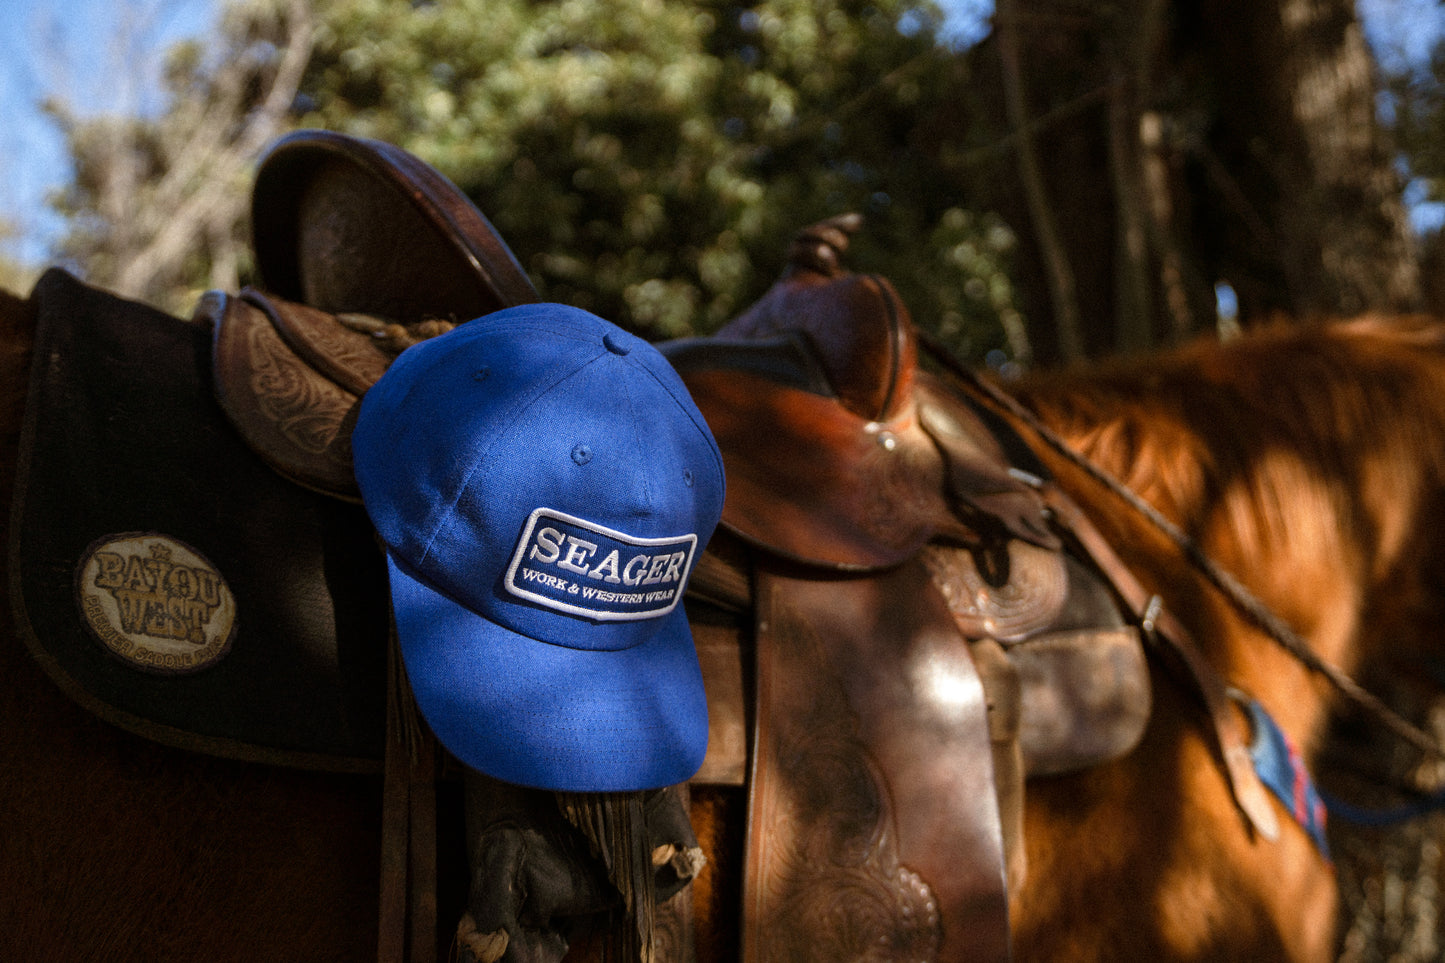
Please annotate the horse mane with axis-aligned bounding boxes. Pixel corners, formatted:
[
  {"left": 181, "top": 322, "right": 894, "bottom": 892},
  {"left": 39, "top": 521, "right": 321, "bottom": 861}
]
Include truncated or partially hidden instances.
[{"left": 1012, "top": 315, "right": 1445, "bottom": 678}]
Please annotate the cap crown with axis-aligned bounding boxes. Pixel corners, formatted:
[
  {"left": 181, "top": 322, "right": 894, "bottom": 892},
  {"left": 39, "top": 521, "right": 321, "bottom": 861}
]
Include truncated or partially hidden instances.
[{"left": 355, "top": 304, "right": 724, "bottom": 649}]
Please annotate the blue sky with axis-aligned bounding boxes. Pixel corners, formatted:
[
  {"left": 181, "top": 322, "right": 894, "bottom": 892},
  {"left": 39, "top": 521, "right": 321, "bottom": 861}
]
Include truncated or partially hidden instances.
[
  {"left": 0, "top": 0, "right": 216, "bottom": 265},
  {"left": 1, "top": 0, "right": 1441, "bottom": 268}
]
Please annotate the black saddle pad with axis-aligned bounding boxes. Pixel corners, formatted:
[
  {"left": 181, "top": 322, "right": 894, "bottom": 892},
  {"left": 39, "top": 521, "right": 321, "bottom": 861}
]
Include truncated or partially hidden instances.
[{"left": 9, "top": 269, "right": 387, "bottom": 771}]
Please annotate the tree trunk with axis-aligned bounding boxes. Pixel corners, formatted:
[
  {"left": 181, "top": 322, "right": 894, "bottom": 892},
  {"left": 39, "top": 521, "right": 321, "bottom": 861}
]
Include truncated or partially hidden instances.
[
  {"left": 1192, "top": 0, "right": 1420, "bottom": 320},
  {"left": 960, "top": 0, "right": 1421, "bottom": 365}
]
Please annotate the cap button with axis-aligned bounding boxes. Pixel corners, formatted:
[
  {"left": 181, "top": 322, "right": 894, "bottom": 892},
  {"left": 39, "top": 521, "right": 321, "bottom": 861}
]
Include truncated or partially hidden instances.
[{"left": 602, "top": 333, "right": 631, "bottom": 356}]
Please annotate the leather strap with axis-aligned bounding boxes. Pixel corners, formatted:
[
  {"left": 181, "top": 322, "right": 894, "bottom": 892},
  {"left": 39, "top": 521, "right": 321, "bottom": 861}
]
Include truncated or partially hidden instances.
[
  {"left": 408, "top": 735, "right": 438, "bottom": 963},
  {"left": 1038, "top": 484, "right": 1280, "bottom": 841},
  {"left": 379, "top": 621, "right": 439, "bottom": 963},
  {"left": 742, "top": 557, "right": 1012, "bottom": 962}
]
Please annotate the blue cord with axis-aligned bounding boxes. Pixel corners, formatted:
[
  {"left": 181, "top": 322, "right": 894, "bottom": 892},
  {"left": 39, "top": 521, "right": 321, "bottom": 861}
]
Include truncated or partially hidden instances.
[{"left": 1320, "top": 785, "right": 1445, "bottom": 829}]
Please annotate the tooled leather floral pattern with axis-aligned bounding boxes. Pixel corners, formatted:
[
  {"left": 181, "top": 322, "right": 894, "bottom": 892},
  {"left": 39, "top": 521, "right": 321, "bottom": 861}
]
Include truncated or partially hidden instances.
[{"left": 244, "top": 314, "right": 357, "bottom": 464}]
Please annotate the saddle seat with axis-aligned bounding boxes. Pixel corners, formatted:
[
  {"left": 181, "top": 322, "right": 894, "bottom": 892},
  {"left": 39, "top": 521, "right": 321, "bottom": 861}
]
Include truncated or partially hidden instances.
[{"left": 663, "top": 216, "right": 1059, "bottom": 572}]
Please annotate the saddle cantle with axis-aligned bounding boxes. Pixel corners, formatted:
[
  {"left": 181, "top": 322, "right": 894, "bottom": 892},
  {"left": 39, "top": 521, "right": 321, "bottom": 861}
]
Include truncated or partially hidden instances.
[
  {"left": 208, "top": 130, "right": 540, "bottom": 500},
  {"left": 250, "top": 129, "right": 539, "bottom": 319}
]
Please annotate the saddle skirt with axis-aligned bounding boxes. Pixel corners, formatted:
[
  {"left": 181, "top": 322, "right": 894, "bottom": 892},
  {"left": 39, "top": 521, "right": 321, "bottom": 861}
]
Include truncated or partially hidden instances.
[{"left": 10, "top": 268, "right": 390, "bottom": 770}]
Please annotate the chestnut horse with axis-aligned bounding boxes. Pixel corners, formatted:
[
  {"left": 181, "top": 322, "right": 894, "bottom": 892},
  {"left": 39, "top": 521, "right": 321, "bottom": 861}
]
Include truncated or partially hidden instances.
[
  {"left": 3, "top": 273, "right": 1445, "bottom": 962},
  {"left": 993, "top": 314, "right": 1445, "bottom": 961}
]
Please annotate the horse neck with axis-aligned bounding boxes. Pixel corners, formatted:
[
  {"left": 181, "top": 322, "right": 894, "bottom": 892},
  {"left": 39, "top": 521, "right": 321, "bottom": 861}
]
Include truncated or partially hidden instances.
[{"left": 1009, "top": 320, "right": 1445, "bottom": 746}]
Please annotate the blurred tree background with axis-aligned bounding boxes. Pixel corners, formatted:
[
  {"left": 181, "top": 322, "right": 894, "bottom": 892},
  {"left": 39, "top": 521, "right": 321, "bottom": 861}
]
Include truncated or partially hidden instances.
[
  {"left": 22, "top": 0, "right": 1445, "bottom": 367},
  {"left": 0, "top": 219, "right": 31, "bottom": 295},
  {"left": 45, "top": 0, "right": 1027, "bottom": 363}
]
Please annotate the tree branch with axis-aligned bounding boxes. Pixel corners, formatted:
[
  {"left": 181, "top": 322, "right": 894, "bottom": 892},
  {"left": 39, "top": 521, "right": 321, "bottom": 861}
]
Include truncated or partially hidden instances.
[{"left": 115, "top": 0, "right": 315, "bottom": 298}]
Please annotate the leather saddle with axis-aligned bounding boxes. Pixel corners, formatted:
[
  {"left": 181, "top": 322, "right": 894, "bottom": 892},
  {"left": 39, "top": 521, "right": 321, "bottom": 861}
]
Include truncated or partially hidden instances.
[
  {"left": 667, "top": 217, "right": 1152, "bottom": 777},
  {"left": 669, "top": 216, "right": 1279, "bottom": 959},
  {"left": 663, "top": 216, "right": 1152, "bottom": 961},
  {"left": 7, "top": 133, "right": 702, "bottom": 963},
  {"left": 9, "top": 130, "right": 1158, "bottom": 962}
]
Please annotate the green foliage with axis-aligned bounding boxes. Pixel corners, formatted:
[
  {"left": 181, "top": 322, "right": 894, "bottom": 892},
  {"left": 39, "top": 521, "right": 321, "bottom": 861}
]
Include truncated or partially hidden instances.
[
  {"left": 1389, "top": 42, "right": 1445, "bottom": 204},
  {"left": 46, "top": 0, "right": 1021, "bottom": 359},
  {"left": 296, "top": 0, "right": 1020, "bottom": 355},
  {"left": 1376, "top": 14, "right": 1445, "bottom": 239}
]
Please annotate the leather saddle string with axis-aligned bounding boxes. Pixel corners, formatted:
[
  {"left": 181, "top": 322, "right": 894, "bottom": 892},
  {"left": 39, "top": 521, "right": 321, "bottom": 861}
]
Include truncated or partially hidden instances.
[{"left": 917, "top": 330, "right": 1445, "bottom": 765}]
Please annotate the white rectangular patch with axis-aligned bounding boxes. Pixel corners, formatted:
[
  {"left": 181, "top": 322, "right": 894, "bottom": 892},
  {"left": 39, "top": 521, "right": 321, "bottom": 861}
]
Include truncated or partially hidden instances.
[{"left": 504, "top": 508, "right": 697, "bottom": 621}]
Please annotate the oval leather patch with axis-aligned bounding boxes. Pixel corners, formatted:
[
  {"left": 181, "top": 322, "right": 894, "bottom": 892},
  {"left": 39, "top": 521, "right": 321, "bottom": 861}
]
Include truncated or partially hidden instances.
[{"left": 75, "top": 534, "right": 237, "bottom": 674}]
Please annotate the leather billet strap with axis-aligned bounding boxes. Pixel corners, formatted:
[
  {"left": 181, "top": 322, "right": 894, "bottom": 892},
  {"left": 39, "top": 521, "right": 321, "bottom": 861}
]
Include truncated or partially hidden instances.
[
  {"left": 743, "top": 557, "right": 1012, "bottom": 963},
  {"left": 1036, "top": 484, "right": 1281, "bottom": 842}
]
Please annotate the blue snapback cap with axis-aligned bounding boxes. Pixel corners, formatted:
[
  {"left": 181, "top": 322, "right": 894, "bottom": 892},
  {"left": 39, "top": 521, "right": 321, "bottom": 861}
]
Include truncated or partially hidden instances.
[{"left": 352, "top": 303, "right": 725, "bottom": 791}]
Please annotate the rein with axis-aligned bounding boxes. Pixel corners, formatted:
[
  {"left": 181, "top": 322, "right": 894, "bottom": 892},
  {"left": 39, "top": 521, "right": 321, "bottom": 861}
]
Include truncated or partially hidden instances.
[{"left": 917, "top": 331, "right": 1445, "bottom": 766}]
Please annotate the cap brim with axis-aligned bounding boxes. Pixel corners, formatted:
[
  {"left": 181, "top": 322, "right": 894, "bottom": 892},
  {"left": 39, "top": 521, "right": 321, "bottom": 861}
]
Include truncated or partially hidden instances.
[{"left": 385, "top": 554, "right": 709, "bottom": 791}]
